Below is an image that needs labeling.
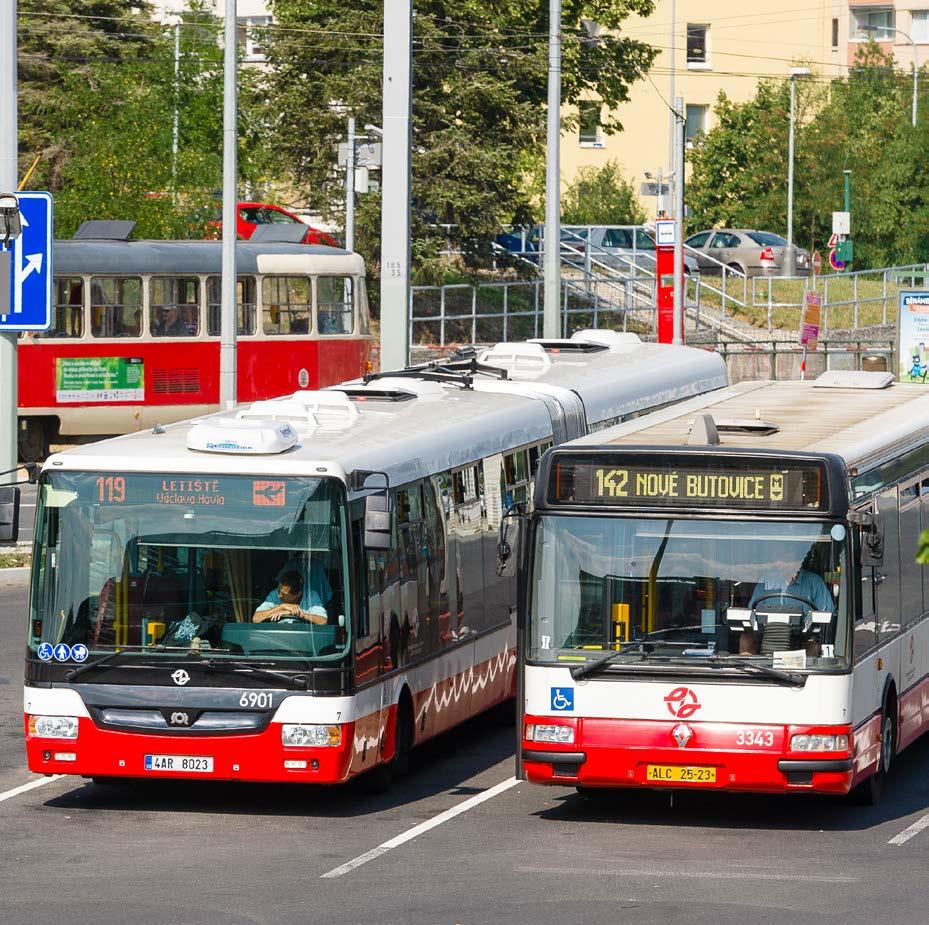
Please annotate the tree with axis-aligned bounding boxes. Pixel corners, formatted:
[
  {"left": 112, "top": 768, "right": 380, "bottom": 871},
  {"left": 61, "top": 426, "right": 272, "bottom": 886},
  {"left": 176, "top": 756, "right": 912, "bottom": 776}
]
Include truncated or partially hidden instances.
[
  {"left": 561, "top": 161, "right": 644, "bottom": 225},
  {"left": 262, "top": 0, "right": 657, "bottom": 281}
]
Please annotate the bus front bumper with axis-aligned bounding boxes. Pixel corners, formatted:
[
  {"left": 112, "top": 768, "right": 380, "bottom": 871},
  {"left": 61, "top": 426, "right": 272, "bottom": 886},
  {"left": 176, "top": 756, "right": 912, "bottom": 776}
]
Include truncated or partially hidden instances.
[
  {"left": 522, "top": 717, "right": 855, "bottom": 795},
  {"left": 25, "top": 716, "right": 358, "bottom": 784}
]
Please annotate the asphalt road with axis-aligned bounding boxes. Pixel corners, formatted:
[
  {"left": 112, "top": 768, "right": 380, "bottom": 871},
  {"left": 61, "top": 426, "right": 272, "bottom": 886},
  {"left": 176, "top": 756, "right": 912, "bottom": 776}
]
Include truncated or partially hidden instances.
[{"left": 3, "top": 571, "right": 929, "bottom": 925}]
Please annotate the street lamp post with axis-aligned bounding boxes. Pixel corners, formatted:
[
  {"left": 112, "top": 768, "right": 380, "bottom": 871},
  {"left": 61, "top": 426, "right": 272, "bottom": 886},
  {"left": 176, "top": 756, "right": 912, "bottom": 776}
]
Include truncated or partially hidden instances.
[
  {"left": 786, "top": 66, "right": 811, "bottom": 277},
  {"left": 858, "top": 24, "right": 918, "bottom": 127}
]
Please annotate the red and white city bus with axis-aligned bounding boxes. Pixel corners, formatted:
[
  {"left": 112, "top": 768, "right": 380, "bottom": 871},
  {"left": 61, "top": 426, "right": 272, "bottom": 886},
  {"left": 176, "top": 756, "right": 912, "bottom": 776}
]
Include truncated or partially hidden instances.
[
  {"left": 17, "top": 236, "right": 376, "bottom": 460},
  {"left": 21, "top": 333, "right": 726, "bottom": 786},
  {"left": 519, "top": 372, "right": 929, "bottom": 802}
]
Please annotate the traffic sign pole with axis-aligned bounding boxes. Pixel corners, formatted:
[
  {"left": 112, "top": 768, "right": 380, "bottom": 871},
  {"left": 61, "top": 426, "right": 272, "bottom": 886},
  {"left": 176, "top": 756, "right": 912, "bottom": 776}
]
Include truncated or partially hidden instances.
[{"left": 0, "top": 0, "right": 17, "bottom": 473}]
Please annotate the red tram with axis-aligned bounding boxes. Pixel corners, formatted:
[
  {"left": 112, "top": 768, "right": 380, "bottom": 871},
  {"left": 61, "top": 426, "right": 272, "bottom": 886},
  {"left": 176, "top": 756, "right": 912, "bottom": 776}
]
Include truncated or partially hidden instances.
[{"left": 17, "top": 237, "right": 376, "bottom": 459}]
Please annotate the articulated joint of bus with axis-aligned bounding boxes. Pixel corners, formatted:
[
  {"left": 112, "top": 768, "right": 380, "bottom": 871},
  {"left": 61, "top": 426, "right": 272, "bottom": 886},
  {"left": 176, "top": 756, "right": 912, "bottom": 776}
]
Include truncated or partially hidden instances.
[{"left": 520, "top": 716, "right": 856, "bottom": 795}]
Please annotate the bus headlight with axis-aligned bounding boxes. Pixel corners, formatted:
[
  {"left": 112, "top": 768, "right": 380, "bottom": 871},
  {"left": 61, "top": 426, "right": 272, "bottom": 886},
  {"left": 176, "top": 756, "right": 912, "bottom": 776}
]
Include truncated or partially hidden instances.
[
  {"left": 281, "top": 724, "right": 342, "bottom": 747},
  {"left": 29, "top": 715, "right": 79, "bottom": 739},
  {"left": 791, "top": 733, "right": 849, "bottom": 752},
  {"left": 525, "top": 724, "right": 575, "bottom": 745}
]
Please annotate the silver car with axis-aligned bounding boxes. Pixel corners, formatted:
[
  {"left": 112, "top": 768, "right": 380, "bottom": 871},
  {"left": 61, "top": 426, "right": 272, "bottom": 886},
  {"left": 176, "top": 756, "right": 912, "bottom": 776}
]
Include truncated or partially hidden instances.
[{"left": 684, "top": 229, "right": 810, "bottom": 277}]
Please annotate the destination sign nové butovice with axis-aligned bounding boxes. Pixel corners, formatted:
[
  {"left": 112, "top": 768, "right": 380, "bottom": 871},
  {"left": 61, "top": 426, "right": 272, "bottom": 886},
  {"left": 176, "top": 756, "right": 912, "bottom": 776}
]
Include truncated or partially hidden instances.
[{"left": 551, "top": 457, "right": 825, "bottom": 510}]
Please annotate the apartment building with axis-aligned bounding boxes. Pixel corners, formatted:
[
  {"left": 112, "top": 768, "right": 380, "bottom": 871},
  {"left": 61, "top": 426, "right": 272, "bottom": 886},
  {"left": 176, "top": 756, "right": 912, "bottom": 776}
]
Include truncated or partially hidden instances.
[
  {"left": 149, "top": 0, "right": 272, "bottom": 63},
  {"left": 561, "top": 2, "right": 851, "bottom": 218},
  {"left": 839, "top": 2, "right": 929, "bottom": 66}
]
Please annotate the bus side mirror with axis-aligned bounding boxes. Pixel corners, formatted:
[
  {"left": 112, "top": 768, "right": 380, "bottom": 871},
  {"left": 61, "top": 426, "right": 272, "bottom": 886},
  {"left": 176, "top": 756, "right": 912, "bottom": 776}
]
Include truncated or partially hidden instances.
[
  {"left": 497, "top": 503, "right": 526, "bottom": 575},
  {"left": 0, "top": 486, "right": 20, "bottom": 544},
  {"left": 364, "top": 491, "right": 391, "bottom": 551}
]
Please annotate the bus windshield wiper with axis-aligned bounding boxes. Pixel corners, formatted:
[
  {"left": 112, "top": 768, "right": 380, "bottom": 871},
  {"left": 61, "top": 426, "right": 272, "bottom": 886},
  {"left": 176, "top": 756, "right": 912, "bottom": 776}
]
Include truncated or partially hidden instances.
[
  {"left": 710, "top": 656, "right": 805, "bottom": 687},
  {"left": 63, "top": 648, "right": 148, "bottom": 682},
  {"left": 198, "top": 658, "right": 310, "bottom": 691},
  {"left": 570, "top": 640, "right": 683, "bottom": 681}
]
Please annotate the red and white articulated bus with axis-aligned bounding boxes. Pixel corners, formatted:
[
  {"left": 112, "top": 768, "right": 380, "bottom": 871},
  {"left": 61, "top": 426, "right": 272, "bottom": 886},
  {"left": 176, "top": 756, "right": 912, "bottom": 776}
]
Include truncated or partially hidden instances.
[
  {"left": 20, "top": 333, "right": 726, "bottom": 787},
  {"left": 519, "top": 372, "right": 929, "bottom": 803},
  {"left": 17, "top": 235, "right": 376, "bottom": 460}
]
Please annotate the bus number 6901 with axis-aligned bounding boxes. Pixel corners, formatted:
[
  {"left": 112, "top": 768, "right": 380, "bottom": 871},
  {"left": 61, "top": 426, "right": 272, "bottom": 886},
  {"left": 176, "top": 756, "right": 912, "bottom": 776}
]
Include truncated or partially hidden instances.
[{"left": 239, "top": 692, "right": 274, "bottom": 709}]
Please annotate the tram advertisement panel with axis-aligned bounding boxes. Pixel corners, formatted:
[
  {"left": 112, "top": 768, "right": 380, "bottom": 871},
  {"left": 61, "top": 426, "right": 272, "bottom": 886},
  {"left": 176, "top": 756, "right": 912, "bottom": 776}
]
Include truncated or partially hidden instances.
[
  {"left": 548, "top": 454, "right": 827, "bottom": 512},
  {"left": 55, "top": 356, "right": 145, "bottom": 403}
]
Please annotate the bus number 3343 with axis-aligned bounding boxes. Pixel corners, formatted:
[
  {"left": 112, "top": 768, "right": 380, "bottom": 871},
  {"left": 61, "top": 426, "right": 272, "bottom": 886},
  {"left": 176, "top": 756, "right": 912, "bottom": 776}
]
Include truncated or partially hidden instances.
[{"left": 735, "top": 729, "right": 775, "bottom": 748}]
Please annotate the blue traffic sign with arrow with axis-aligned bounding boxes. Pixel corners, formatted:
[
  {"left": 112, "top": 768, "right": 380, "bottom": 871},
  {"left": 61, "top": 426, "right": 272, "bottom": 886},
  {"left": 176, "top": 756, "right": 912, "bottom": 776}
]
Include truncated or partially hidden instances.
[{"left": 0, "top": 191, "right": 53, "bottom": 331}]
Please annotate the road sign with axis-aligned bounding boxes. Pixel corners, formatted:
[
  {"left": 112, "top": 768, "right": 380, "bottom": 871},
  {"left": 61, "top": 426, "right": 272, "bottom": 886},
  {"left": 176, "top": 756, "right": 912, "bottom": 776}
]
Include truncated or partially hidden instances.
[
  {"left": 832, "top": 211, "right": 850, "bottom": 235},
  {"left": 812, "top": 250, "right": 822, "bottom": 276},
  {"left": 337, "top": 141, "right": 382, "bottom": 169},
  {"left": 829, "top": 248, "right": 846, "bottom": 272},
  {"left": 0, "top": 191, "right": 52, "bottom": 331},
  {"left": 654, "top": 219, "right": 675, "bottom": 246}
]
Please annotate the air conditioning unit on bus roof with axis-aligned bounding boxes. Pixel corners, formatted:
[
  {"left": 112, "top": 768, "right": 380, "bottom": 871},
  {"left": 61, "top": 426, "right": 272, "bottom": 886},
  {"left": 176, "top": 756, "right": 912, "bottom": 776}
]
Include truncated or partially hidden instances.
[{"left": 187, "top": 417, "right": 298, "bottom": 455}]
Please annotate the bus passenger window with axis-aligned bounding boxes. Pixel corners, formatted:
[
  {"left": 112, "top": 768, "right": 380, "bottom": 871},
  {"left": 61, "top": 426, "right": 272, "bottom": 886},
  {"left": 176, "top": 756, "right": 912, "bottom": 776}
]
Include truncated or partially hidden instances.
[
  {"left": 317, "top": 276, "right": 354, "bottom": 335},
  {"left": 91, "top": 276, "right": 142, "bottom": 338},
  {"left": 263, "top": 276, "right": 310, "bottom": 335},
  {"left": 150, "top": 277, "right": 200, "bottom": 337},
  {"left": 38, "top": 278, "right": 84, "bottom": 338},
  {"left": 207, "top": 276, "right": 256, "bottom": 336}
]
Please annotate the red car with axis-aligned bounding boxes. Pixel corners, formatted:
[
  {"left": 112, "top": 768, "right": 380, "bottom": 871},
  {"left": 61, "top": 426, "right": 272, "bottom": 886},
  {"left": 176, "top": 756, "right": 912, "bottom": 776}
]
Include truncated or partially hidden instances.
[{"left": 206, "top": 201, "right": 339, "bottom": 246}]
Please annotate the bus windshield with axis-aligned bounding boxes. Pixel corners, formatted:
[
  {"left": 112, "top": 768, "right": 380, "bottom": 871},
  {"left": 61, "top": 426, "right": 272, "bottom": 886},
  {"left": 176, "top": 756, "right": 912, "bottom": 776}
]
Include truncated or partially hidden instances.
[
  {"left": 529, "top": 515, "right": 850, "bottom": 671},
  {"left": 30, "top": 472, "right": 350, "bottom": 666}
]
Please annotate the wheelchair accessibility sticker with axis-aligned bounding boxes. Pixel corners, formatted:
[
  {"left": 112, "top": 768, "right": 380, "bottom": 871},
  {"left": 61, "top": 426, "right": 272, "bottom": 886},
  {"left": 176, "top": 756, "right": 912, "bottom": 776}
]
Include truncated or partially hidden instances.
[{"left": 550, "top": 687, "right": 574, "bottom": 711}]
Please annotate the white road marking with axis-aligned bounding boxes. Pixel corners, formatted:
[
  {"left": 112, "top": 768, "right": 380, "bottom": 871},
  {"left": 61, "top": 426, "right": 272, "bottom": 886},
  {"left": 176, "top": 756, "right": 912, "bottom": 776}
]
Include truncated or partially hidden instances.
[
  {"left": 888, "top": 812, "right": 929, "bottom": 846},
  {"left": 0, "top": 775, "right": 63, "bottom": 804},
  {"left": 321, "top": 776, "right": 519, "bottom": 879},
  {"left": 515, "top": 866, "right": 857, "bottom": 883}
]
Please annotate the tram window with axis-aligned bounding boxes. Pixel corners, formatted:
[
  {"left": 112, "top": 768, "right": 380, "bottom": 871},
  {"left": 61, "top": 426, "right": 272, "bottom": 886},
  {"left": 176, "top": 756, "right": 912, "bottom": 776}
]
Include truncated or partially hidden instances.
[
  {"left": 317, "top": 276, "right": 354, "bottom": 335},
  {"left": 38, "top": 278, "right": 84, "bottom": 338},
  {"left": 90, "top": 276, "right": 142, "bottom": 338},
  {"left": 150, "top": 277, "right": 200, "bottom": 337},
  {"left": 358, "top": 287, "right": 371, "bottom": 336},
  {"left": 207, "top": 276, "right": 257, "bottom": 336},
  {"left": 263, "top": 276, "right": 311, "bottom": 335}
]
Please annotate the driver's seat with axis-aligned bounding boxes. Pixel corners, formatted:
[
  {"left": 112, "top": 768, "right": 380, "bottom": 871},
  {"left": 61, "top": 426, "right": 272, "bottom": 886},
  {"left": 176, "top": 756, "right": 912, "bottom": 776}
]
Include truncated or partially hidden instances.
[{"left": 760, "top": 620, "right": 793, "bottom": 656}]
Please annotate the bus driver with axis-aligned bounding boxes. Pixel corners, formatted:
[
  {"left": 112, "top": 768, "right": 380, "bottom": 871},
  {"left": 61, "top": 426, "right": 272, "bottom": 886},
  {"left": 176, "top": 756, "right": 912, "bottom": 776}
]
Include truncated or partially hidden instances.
[{"left": 252, "top": 567, "right": 331, "bottom": 625}]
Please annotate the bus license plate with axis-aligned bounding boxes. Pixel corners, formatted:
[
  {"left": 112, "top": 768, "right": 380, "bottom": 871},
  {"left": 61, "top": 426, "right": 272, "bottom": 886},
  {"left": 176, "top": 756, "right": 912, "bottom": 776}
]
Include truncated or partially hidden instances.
[
  {"left": 646, "top": 764, "right": 716, "bottom": 784},
  {"left": 144, "top": 754, "right": 214, "bottom": 774}
]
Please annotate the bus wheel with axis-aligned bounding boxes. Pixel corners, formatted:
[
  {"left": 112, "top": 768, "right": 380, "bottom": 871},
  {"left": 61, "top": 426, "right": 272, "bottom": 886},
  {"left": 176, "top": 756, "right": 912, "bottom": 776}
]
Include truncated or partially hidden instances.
[
  {"left": 18, "top": 417, "right": 48, "bottom": 463},
  {"left": 852, "top": 696, "right": 896, "bottom": 806}
]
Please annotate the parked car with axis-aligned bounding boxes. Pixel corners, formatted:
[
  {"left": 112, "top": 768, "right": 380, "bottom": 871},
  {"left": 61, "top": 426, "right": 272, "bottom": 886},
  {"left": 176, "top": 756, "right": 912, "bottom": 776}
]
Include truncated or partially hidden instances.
[
  {"left": 496, "top": 224, "right": 699, "bottom": 274},
  {"left": 684, "top": 228, "right": 810, "bottom": 277},
  {"left": 205, "top": 201, "right": 339, "bottom": 246}
]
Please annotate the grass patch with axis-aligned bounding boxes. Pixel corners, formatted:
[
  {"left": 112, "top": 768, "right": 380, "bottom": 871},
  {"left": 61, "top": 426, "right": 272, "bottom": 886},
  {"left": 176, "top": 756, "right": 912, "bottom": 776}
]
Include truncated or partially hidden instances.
[{"left": 0, "top": 552, "right": 30, "bottom": 568}]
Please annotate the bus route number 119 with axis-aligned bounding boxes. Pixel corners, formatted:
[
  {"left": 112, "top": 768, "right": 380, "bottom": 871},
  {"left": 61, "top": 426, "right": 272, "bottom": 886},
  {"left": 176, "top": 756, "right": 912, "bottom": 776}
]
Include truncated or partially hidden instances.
[{"left": 96, "top": 475, "right": 126, "bottom": 503}]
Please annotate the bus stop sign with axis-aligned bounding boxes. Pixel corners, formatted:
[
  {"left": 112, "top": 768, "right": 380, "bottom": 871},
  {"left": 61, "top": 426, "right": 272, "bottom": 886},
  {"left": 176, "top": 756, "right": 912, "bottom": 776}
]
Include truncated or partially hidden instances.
[{"left": 0, "top": 191, "right": 53, "bottom": 332}]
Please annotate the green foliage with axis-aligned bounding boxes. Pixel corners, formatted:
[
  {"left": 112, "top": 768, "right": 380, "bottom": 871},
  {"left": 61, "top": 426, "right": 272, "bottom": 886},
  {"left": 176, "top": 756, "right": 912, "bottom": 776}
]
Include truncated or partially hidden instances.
[
  {"left": 20, "top": 3, "right": 271, "bottom": 238},
  {"left": 561, "top": 161, "right": 645, "bottom": 225},
  {"left": 687, "top": 44, "right": 929, "bottom": 268},
  {"left": 263, "top": 0, "right": 657, "bottom": 281}
]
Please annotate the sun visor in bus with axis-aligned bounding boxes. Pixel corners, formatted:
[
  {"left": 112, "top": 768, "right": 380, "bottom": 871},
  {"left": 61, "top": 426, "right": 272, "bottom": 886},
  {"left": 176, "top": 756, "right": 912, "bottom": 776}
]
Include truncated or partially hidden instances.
[
  {"left": 812, "top": 370, "right": 894, "bottom": 389},
  {"left": 249, "top": 224, "right": 311, "bottom": 244},
  {"left": 187, "top": 417, "right": 298, "bottom": 455},
  {"left": 72, "top": 220, "right": 136, "bottom": 240}
]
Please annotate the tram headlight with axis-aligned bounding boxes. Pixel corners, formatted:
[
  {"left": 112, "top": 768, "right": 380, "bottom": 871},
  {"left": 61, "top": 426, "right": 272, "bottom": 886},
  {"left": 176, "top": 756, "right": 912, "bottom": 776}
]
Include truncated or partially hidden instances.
[
  {"left": 790, "top": 733, "right": 849, "bottom": 752},
  {"left": 281, "top": 724, "right": 342, "bottom": 747},
  {"left": 29, "top": 715, "right": 79, "bottom": 739},
  {"left": 525, "top": 724, "right": 575, "bottom": 745}
]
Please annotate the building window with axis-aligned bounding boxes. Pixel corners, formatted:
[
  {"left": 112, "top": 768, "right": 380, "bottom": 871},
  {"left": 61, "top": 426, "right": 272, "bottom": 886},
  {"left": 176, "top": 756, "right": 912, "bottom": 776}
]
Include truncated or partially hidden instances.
[
  {"left": 832, "top": 18, "right": 839, "bottom": 49},
  {"left": 578, "top": 102, "right": 603, "bottom": 146},
  {"left": 687, "top": 24, "right": 709, "bottom": 66},
  {"left": 912, "top": 11, "right": 929, "bottom": 44},
  {"left": 685, "top": 104, "right": 708, "bottom": 145},
  {"left": 850, "top": 8, "right": 894, "bottom": 41},
  {"left": 238, "top": 15, "right": 271, "bottom": 62}
]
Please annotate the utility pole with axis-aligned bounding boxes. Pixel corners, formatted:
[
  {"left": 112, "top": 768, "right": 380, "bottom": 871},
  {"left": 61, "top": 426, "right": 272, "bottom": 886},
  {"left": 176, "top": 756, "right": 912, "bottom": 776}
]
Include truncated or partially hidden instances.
[
  {"left": 673, "top": 97, "right": 684, "bottom": 346},
  {"left": 219, "top": 0, "right": 237, "bottom": 408},
  {"left": 786, "top": 67, "right": 810, "bottom": 277},
  {"left": 345, "top": 116, "right": 356, "bottom": 253},
  {"left": 542, "top": 0, "right": 562, "bottom": 339},
  {"left": 379, "top": 0, "right": 412, "bottom": 371},
  {"left": 171, "top": 17, "right": 181, "bottom": 201},
  {"left": 668, "top": 0, "right": 676, "bottom": 187},
  {"left": 0, "top": 0, "right": 17, "bottom": 471}
]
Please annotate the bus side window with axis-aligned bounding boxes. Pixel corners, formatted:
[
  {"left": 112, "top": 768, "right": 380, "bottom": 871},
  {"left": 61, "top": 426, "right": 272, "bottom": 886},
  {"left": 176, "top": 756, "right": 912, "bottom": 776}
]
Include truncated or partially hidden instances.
[
  {"left": 854, "top": 519, "right": 878, "bottom": 660},
  {"left": 875, "top": 487, "right": 901, "bottom": 640},
  {"left": 39, "top": 278, "right": 84, "bottom": 338},
  {"left": 899, "top": 479, "right": 923, "bottom": 626}
]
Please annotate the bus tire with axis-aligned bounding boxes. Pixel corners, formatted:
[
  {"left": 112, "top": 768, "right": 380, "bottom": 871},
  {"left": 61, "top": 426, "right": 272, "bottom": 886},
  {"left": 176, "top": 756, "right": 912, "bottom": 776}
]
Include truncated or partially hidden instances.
[
  {"left": 18, "top": 417, "right": 48, "bottom": 463},
  {"left": 852, "top": 689, "right": 896, "bottom": 806}
]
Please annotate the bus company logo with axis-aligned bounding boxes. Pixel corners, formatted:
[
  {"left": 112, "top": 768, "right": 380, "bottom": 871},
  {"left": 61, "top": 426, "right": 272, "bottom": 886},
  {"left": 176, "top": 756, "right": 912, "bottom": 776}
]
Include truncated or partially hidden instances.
[
  {"left": 169, "top": 711, "right": 191, "bottom": 727},
  {"left": 253, "top": 480, "right": 286, "bottom": 506},
  {"left": 171, "top": 669, "right": 191, "bottom": 687},
  {"left": 664, "top": 686, "right": 700, "bottom": 719}
]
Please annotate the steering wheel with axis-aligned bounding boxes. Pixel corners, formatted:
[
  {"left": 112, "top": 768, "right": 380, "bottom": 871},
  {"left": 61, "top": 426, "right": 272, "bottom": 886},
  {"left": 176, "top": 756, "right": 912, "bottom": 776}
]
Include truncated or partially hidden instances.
[
  {"left": 277, "top": 614, "right": 312, "bottom": 625},
  {"left": 751, "top": 591, "right": 819, "bottom": 633}
]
